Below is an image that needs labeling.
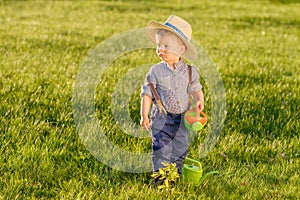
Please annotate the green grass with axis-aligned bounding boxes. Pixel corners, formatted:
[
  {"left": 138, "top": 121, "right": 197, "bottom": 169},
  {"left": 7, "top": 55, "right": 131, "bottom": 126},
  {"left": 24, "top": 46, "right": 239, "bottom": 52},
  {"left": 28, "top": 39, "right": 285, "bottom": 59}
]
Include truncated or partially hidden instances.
[{"left": 1, "top": 0, "right": 299, "bottom": 199}]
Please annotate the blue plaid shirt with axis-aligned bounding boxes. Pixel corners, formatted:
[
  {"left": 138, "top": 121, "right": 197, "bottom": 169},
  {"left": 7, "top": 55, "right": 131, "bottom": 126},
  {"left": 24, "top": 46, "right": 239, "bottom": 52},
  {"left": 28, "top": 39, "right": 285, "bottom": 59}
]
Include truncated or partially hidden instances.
[{"left": 141, "top": 60, "right": 202, "bottom": 115}]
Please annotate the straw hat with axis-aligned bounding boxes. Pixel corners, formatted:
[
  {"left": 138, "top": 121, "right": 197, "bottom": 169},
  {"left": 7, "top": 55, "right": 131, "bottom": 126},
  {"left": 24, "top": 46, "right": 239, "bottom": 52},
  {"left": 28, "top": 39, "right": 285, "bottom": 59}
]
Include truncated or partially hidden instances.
[{"left": 146, "top": 15, "right": 197, "bottom": 60}]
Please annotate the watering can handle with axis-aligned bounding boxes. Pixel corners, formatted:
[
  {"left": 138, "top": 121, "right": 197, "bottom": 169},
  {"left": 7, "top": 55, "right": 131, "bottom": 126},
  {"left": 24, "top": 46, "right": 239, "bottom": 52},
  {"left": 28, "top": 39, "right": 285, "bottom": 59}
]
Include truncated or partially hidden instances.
[
  {"left": 200, "top": 111, "right": 206, "bottom": 119},
  {"left": 185, "top": 157, "right": 201, "bottom": 168},
  {"left": 196, "top": 110, "right": 207, "bottom": 122},
  {"left": 196, "top": 107, "right": 200, "bottom": 120}
]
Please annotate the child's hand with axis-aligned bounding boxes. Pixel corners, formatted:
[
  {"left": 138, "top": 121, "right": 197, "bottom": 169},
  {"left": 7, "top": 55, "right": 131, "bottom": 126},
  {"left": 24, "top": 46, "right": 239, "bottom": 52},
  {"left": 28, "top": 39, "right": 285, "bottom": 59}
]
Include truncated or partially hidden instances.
[
  {"left": 140, "top": 116, "right": 150, "bottom": 131},
  {"left": 196, "top": 100, "right": 204, "bottom": 112}
]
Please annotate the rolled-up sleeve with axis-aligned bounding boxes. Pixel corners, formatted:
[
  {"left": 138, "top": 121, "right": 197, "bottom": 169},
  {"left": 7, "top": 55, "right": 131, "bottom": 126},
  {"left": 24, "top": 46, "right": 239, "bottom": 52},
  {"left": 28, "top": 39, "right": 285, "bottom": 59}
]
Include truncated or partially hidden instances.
[
  {"left": 140, "top": 71, "right": 156, "bottom": 98},
  {"left": 190, "top": 66, "right": 202, "bottom": 93}
]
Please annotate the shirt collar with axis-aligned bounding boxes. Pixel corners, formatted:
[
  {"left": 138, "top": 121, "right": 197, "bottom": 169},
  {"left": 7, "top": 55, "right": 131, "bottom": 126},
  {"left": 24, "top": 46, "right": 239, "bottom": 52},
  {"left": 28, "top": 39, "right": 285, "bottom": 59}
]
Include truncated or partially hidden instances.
[
  {"left": 163, "top": 59, "right": 184, "bottom": 71},
  {"left": 174, "top": 59, "right": 184, "bottom": 71}
]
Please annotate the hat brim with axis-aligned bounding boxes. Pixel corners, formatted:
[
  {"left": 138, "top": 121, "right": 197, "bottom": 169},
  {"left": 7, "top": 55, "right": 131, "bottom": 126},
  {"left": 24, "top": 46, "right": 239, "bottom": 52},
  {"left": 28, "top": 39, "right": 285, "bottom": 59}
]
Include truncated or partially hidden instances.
[{"left": 146, "top": 20, "right": 197, "bottom": 60}]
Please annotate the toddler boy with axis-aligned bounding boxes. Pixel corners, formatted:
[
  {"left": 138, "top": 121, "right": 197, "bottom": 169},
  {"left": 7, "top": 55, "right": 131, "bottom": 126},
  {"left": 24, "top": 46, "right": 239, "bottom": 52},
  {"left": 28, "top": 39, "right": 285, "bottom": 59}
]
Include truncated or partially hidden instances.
[{"left": 140, "top": 15, "right": 204, "bottom": 183}]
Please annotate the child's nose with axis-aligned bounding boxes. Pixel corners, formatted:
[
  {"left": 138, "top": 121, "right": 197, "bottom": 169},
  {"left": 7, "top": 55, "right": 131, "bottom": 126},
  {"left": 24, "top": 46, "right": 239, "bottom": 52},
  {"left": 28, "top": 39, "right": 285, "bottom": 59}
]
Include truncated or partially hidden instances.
[{"left": 158, "top": 46, "right": 166, "bottom": 52}]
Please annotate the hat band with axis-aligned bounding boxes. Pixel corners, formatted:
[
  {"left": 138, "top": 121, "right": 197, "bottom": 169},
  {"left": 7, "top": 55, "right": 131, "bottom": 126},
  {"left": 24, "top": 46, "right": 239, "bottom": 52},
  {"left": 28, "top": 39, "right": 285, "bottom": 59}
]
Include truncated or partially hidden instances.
[{"left": 164, "top": 22, "right": 189, "bottom": 42}]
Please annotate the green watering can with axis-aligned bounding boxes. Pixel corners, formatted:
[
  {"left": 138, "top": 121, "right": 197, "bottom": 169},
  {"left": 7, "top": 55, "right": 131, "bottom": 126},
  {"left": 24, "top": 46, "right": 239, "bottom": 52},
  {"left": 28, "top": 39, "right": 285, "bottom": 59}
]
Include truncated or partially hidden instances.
[{"left": 182, "top": 157, "right": 219, "bottom": 185}]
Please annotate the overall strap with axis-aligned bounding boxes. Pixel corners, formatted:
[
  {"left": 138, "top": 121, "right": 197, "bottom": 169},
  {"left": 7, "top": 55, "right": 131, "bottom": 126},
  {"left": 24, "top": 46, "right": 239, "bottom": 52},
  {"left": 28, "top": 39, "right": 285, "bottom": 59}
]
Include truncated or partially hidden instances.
[
  {"left": 188, "top": 65, "right": 192, "bottom": 84},
  {"left": 149, "top": 82, "right": 167, "bottom": 115},
  {"left": 187, "top": 65, "right": 193, "bottom": 107}
]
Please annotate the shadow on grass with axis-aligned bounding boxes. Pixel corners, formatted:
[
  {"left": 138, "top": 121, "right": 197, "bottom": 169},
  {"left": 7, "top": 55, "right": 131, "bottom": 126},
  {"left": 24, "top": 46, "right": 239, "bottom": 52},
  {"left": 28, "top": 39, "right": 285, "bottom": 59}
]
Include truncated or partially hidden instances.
[
  {"left": 229, "top": 16, "right": 300, "bottom": 30},
  {"left": 268, "top": 0, "right": 300, "bottom": 3},
  {"left": 96, "top": 164, "right": 153, "bottom": 185}
]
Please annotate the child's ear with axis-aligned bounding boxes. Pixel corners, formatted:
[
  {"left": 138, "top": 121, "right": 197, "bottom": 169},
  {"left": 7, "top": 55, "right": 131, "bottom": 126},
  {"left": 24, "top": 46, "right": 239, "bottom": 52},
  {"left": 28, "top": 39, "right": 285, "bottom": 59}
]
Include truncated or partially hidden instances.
[{"left": 179, "top": 44, "right": 186, "bottom": 55}]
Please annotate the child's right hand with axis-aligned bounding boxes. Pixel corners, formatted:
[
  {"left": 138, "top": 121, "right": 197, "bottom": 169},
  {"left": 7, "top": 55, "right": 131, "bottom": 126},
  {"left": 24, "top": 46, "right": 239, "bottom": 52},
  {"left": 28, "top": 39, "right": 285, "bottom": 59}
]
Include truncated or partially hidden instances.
[{"left": 140, "top": 116, "right": 150, "bottom": 131}]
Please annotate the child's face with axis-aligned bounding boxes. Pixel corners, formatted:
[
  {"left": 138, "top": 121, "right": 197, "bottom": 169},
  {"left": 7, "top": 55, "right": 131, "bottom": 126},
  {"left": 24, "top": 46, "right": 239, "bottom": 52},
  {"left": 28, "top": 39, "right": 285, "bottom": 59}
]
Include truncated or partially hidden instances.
[{"left": 155, "top": 32, "right": 186, "bottom": 64}]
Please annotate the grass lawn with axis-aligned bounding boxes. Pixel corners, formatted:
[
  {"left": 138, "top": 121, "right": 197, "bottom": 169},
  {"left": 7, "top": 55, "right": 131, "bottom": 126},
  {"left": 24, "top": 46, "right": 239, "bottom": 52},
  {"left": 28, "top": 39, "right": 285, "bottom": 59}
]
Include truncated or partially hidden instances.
[{"left": 0, "top": 0, "right": 299, "bottom": 199}]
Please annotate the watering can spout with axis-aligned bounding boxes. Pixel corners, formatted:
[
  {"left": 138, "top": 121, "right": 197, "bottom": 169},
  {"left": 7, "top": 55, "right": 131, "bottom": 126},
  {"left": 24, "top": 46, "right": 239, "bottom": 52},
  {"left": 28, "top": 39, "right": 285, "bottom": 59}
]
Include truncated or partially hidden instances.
[{"left": 198, "top": 171, "right": 220, "bottom": 185}]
